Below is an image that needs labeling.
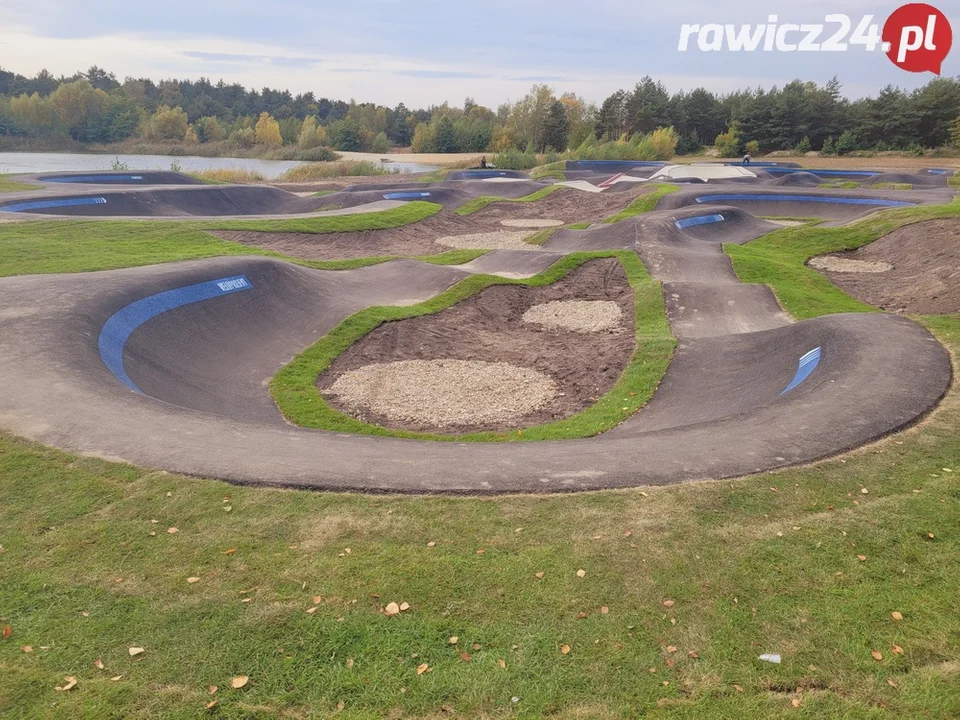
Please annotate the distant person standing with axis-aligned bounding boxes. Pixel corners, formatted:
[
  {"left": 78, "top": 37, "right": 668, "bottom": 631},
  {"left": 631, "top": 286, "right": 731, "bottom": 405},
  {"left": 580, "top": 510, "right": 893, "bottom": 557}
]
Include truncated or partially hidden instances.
[
  {"left": 742, "top": 153, "right": 752, "bottom": 166},
  {"left": 480, "top": 156, "right": 487, "bottom": 169}
]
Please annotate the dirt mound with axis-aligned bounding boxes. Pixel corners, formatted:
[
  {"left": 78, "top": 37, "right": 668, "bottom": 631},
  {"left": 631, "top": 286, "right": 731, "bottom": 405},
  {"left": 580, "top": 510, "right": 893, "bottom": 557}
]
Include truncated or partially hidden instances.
[
  {"left": 812, "top": 218, "right": 960, "bottom": 314},
  {"left": 317, "top": 259, "right": 635, "bottom": 433}
]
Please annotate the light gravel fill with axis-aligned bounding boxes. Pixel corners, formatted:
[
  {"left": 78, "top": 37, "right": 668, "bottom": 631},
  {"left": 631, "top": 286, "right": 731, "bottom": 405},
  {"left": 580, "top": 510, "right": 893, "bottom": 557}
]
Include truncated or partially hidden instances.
[
  {"left": 809, "top": 257, "right": 893, "bottom": 274},
  {"left": 324, "top": 359, "right": 557, "bottom": 428},
  {"left": 522, "top": 300, "right": 623, "bottom": 333},
  {"left": 500, "top": 218, "right": 564, "bottom": 228},
  {"left": 435, "top": 231, "right": 535, "bottom": 250}
]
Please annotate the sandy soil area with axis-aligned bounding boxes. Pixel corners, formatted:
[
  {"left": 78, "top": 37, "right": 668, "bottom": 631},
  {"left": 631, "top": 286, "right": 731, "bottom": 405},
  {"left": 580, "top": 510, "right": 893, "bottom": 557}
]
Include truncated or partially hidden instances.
[
  {"left": 812, "top": 218, "right": 960, "bottom": 314},
  {"left": 317, "top": 259, "right": 635, "bottom": 433},
  {"left": 213, "top": 186, "right": 653, "bottom": 261}
]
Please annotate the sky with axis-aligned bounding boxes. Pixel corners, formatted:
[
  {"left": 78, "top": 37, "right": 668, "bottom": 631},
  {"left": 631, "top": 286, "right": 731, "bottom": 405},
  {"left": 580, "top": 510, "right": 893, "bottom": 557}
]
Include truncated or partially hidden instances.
[{"left": 1, "top": 0, "right": 957, "bottom": 108}]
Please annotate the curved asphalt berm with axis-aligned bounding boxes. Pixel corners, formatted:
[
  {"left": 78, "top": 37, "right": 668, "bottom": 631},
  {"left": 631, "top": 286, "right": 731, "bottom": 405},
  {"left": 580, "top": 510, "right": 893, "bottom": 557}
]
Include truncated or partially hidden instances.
[{"left": 0, "top": 181, "right": 950, "bottom": 492}]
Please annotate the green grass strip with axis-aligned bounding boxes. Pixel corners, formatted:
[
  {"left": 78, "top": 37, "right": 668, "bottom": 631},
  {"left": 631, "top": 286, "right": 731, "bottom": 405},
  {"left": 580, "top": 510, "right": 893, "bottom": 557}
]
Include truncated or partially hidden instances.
[
  {"left": 726, "top": 198, "right": 960, "bottom": 320},
  {"left": 271, "top": 250, "right": 674, "bottom": 442},
  {"left": 872, "top": 182, "right": 913, "bottom": 190},
  {"left": 0, "top": 174, "right": 37, "bottom": 193},
  {"left": 454, "top": 184, "right": 564, "bottom": 216},
  {"left": 602, "top": 183, "right": 679, "bottom": 223},
  {"left": 0, "top": 202, "right": 443, "bottom": 277},
  {"left": 818, "top": 181, "right": 861, "bottom": 189}
]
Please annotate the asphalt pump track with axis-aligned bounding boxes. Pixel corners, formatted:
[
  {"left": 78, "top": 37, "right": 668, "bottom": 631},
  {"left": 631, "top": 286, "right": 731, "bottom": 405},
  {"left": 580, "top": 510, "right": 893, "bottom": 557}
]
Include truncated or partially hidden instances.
[{"left": 0, "top": 173, "right": 951, "bottom": 493}]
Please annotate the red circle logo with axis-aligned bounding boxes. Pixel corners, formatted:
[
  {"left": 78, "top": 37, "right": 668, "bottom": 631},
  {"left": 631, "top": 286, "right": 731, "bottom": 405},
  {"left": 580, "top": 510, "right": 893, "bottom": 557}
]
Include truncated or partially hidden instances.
[{"left": 883, "top": 3, "right": 952, "bottom": 74}]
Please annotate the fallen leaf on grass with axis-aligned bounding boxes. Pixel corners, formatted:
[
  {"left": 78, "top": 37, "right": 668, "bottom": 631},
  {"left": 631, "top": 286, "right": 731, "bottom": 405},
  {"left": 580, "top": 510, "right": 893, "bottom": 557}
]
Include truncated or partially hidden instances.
[
  {"left": 21, "top": 646, "right": 32, "bottom": 653},
  {"left": 312, "top": 595, "right": 323, "bottom": 605},
  {"left": 601, "top": 606, "right": 609, "bottom": 614},
  {"left": 560, "top": 644, "right": 571, "bottom": 655},
  {"left": 459, "top": 652, "right": 472, "bottom": 662},
  {"left": 187, "top": 577, "right": 200, "bottom": 584},
  {"left": 208, "top": 685, "right": 218, "bottom": 694},
  {"left": 346, "top": 658, "right": 354, "bottom": 668},
  {"left": 128, "top": 647, "right": 145, "bottom": 657},
  {"left": 110, "top": 675, "right": 122, "bottom": 681},
  {"left": 857, "top": 555, "right": 867, "bottom": 562},
  {"left": 205, "top": 700, "right": 218, "bottom": 710},
  {"left": 535, "top": 572, "right": 544, "bottom": 579},
  {"left": 2, "top": 625, "right": 11, "bottom": 639},
  {"left": 94, "top": 659, "right": 105, "bottom": 670},
  {"left": 399, "top": 602, "right": 410, "bottom": 611},
  {"left": 427, "top": 541, "right": 436, "bottom": 547},
  {"left": 666, "top": 646, "right": 677, "bottom": 653},
  {"left": 791, "top": 697, "right": 802, "bottom": 708},
  {"left": 475, "top": 549, "right": 486, "bottom": 555},
  {"left": 497, "top": 658, "right": 506, "bottom": 669},
  {"left": 448, "top": 636, "right": 458, "bottom": 645},
  {"left": 167, "top": 527, "right": 178, "bottom": 534},
  {"left": 871, "top": 650, "right": 883, "bottom": 661},
  {"left": 306, "top": 607, "right": 318, "bottom": 614},
  {"left": 887, "top": 678, "right": 898, "bottom": 688},
  {"left": 337, "top": 701, "right": 345, "bottom": 710},
  {"left": 231, "top": 675, "right": 249, "bottom": 689},
  {"left": 576, "top": 569, "right": 586, "bottom": 578},
  {"left": 223, "top": 548, "right": 236, "bottom": 556},
  {"left": 892, "top": 644, "right": 904, "bottom": 655},
  {"left": 733, "top": 684, "right": 744, "bottom": 693},
  {"left": 416, "top": 663, "right": 429, "bottom": 675},
  {"left": 55, "top": 676, "right": 77, "bottom": 692},
  {"left": 662, "top": 600, "right": 675, "bottom": 608},
  {"left": 687, "top": 650, "right": 700, "bottom": 659},
  {"left": 891, "top": 611, "right": 903, "bottom": 621},
  {"left": 472, "top": 644, "right": 481, "bottom": 650},
  {"left": 384, "top": 602, "right": 401, "bottom": 616}
]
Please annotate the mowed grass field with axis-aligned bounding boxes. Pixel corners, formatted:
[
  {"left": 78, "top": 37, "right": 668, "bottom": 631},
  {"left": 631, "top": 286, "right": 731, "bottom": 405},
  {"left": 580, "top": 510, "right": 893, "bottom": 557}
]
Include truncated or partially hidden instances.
[{"left": 0, "top": 194, "right": 958, "bottom": 718}]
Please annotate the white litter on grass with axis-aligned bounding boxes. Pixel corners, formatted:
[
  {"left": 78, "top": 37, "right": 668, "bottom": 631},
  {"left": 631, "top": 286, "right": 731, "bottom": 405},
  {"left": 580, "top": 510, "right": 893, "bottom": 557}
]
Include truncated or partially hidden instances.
[
  {"left": 809, "top": 256, "right": 893, "bottom": 274},
  {"left": 435, "top": 231, "right": 534, "bottom": 250},
  {"left": 500, "top": 218, "right": 564, "bottom": 228},
  {"left": 324, "top": 359, "right": 557, "bottom": 428},
  {"left": 758, "top": 654, "right": 782, "bottom": 664},
  {"left": 522, "top": 300, "right": 623, "bottom": 333}
]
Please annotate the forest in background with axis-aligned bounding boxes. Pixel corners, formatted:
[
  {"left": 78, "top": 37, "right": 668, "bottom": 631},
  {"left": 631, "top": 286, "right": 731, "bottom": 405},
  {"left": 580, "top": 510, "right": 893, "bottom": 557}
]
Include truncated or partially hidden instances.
[{"left": 2, "top": 66, "right": 960, "bottom": 165}]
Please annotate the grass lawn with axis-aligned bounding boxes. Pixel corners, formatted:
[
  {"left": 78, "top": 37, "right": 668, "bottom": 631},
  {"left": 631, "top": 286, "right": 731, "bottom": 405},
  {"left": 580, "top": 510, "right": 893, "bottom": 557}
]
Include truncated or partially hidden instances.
[
  {"left": 0, "top": 197, "right": 957, "bottom": 718},
  {"left": 271, "top": 251, "right": 674, "bottom": 442},
  {"left": 602, "top": 184, "right": 679, "bottom": 223},
  {"left": 454, "top": 185, "right": 565, "bottom": 216},
  {"left": 0, "top": 175, "right": 37, "bottom": 193},
  {"left": 0, "top": 202, "right": 445, "bottom": 277}
]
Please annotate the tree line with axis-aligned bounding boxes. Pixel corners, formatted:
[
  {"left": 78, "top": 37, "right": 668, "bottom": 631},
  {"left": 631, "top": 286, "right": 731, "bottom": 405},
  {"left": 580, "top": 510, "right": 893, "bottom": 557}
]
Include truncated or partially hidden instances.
[{"left": 1, "top": 65, "right": 959, "bottom": 156}]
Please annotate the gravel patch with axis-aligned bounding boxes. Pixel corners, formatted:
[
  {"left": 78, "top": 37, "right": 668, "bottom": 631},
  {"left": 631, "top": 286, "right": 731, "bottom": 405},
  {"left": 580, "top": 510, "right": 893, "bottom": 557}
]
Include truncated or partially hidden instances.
[
  {"left": 809, "top": 256, "right": 893, "bottom": 274},
  {"left": 522, "top": 300, "right": 624, "bottom": 333},
  {"left": 435, "top": 231, "right": 535, "bottom": 250},
  {"left": 500, "top": 218, "right": 564, "bottom": 228},
  {"left": 765, "top": 219, "right": 806, "bottom": 227},
  {"left": 324, "top": 359, "right": 557, "bottom": 428}
]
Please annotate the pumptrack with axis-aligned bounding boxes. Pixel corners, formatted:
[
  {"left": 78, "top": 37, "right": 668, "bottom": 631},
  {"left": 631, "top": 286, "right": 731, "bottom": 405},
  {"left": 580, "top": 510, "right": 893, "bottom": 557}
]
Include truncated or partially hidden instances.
[{"left": 0, "top": 168, "right": 952, "bottom": 493}]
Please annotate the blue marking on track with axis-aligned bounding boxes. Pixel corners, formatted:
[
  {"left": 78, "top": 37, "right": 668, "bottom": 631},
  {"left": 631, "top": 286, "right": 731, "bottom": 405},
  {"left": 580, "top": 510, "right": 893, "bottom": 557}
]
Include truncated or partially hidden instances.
[
  {"left": 98, "top": 275, "right": 254, "bottom": 393},
  {"left": 460, "top": 170, "right": 508, "bottom": 178},
  {"left": 695, "top": 194, "right": 913, "bottom": 207},
  {"left": 927, "top": 169, "right": 949, "bottom": 175},
  {"left": 765, "top": 168, "right": 880, "bottom": 178},
  {"left": 47, "top": 174, "right": 145, "bottom": 183},
  {"left": 675, "top": 213, "right": 725, "bottom": 229},
  {"left": 780, "top": 347, "right": 822, "bottom": 396},
  {"left": 383, "top": 191, "right": 432, "bottom": 200},
  {"left": 1, "top": 197, "right": 108, "bottom": 212}
]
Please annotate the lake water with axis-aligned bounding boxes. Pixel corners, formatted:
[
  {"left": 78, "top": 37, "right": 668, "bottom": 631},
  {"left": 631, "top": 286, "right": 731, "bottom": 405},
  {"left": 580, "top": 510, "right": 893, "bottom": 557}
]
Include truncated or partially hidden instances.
[{"left": 0, "top": 152, "right": 439, "bottom": 180}]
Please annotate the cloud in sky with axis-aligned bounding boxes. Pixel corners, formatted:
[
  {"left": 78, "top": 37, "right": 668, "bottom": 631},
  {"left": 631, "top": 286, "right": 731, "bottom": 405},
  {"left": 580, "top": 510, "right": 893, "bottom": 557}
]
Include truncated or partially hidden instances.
[{"left": 1, "top": 0, "right": 956, "bottom": 107}]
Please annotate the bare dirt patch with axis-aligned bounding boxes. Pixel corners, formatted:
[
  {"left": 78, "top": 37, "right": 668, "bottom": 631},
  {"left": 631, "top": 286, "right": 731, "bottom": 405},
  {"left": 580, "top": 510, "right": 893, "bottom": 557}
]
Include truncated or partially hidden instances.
[
  {"left": 812, "top": 218, "right": 960, "bottom": 314},
  {"left": 317, "top": 259, "right": 636, "bottom": 433},
  {"left": 211, "top": 186, "right": 654, "bottom": 261},
  {"left": 808, "top": 257, "right": 893, "bottom": 273}
]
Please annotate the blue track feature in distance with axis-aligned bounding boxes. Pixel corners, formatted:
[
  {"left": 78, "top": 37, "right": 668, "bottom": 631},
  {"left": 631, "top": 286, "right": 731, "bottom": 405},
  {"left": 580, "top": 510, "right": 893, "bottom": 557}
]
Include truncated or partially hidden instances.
[
  {"left": 98, "top": 275, "right": 254, "bottom": 393},
  {"left": 927, "top": 169, "right": 950, "bottom": 175},
  {"left": 675, "top": 213, "right": 725, "bottom": 229},
  {"left": 780, "top": 347, "right": 822, "bottom": 396},
  {"left": 1, "top": 196, "right": 107, "bottom": 212},
  {"left": 765, "top": 168, "right": 880, "bottom": 178},
  {"left": 383, "top": 191, "right": 432, "bottom": 200},
  {"left": 46, "top": 174, "right": 145, "bottom": 183},
  {"left": 695, "top": 194, "right": 913, "bottom": 207},
  {"left": 459, "top": 170, "right": 509, "bottom": 178}
]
